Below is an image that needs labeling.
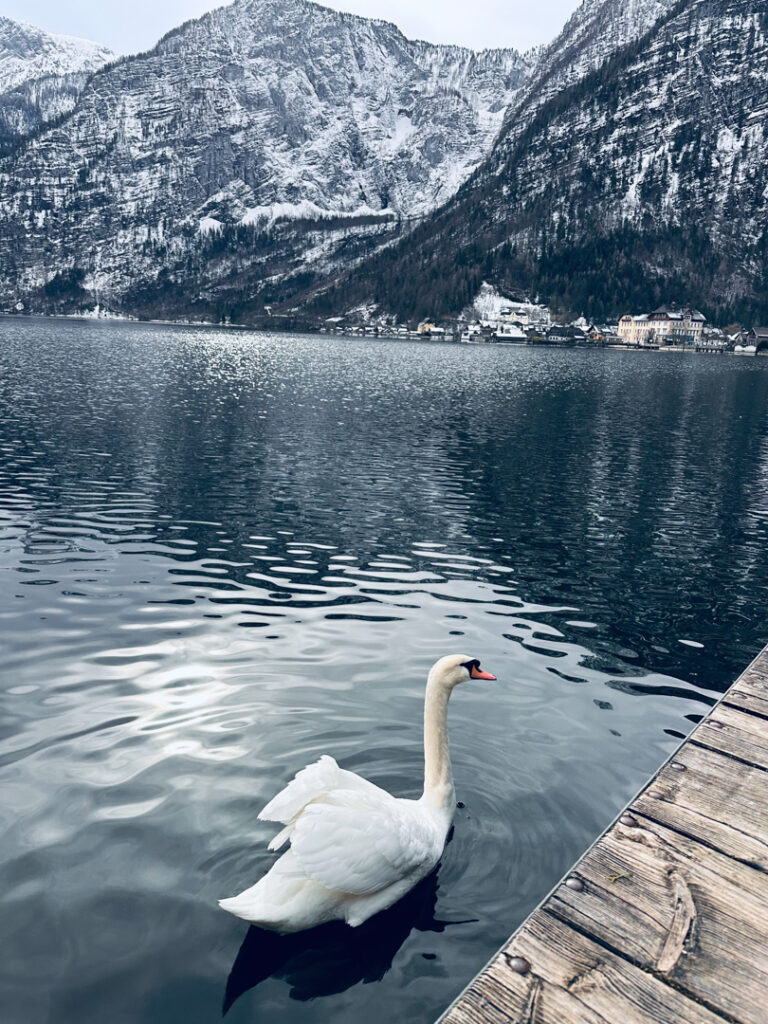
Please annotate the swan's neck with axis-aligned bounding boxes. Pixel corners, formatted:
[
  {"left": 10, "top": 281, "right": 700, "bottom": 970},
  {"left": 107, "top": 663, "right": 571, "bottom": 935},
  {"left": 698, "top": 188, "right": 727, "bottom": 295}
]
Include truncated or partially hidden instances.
[{"left": 422, "top": 677, "right": 455, "bottom": 812}]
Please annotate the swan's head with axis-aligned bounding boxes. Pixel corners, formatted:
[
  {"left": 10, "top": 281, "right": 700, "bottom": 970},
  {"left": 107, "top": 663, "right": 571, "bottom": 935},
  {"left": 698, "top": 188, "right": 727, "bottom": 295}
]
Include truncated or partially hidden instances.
[{"left": 429, "top": 653, "right": 496, "bottom": 689}]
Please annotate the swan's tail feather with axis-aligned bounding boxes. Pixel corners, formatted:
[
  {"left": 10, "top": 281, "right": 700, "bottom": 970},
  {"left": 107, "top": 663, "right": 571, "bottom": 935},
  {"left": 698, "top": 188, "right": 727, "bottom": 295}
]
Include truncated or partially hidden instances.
[
  {"left": 218, "top": 879, "right": 291, "bottom": 929},
  {"left": 218, "top": 895, "right": 248, "bottom": 918},
  {"left": 218, "top": 888, "right": 335, "bottom": 933},
  {"left": 218, "top": 892, "right": 274, "bottom": 926},
  {"left": 219, "top": 850, "right": 339, "bottom": 932}
]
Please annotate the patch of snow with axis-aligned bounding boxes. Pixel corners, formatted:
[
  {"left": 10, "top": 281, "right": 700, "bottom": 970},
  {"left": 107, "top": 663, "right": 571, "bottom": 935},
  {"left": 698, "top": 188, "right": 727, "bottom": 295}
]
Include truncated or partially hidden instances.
[
  {"left": 239, "top": 201, "right": 394, "bottom": 227},
  {"left": 472, "top": 282, "right": 516, "bottom": 318},
  {"left": 385, "top": 114, "right": 415, "bottom": 153}
]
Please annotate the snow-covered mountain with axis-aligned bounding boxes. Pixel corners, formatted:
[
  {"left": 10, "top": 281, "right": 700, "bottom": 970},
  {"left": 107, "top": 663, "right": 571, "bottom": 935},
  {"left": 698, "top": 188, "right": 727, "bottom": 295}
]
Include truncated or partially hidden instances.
[
  {"left": 502, "top": 0, "right": 678, "bottom": 135},
  {"left": 335, "top": 0, "right": 768, "bottom": 323},
  {"left": 0, "top": 0, "right": 533, "bottom": 308},
  {"left": 0, "top": 16, "right": 113, "bottom": 93},
  {"left": 2, "top": 0, "right": 765, "bottom": 324},
  {"left": 0, "top": 16, "right": 114, "bottom": 151}
]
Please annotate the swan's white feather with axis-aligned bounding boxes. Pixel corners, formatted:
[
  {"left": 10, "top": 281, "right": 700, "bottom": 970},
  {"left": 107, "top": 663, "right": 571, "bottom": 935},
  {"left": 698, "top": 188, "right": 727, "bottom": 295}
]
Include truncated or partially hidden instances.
[
  {"left": 291, "top": 789, "right": 438, "bottom": 896},
  {"left": 258, "top": 754, "right": 383, "bottom": 825}
]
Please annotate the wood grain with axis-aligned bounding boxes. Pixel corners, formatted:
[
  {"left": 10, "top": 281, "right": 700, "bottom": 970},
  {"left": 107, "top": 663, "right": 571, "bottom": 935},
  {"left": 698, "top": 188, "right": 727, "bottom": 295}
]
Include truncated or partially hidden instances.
[
  {"left": 691, "top": 701, "right": 768, "bottom": 769},
  {"left": 441, "top": 911, "right": 729, "bottom": 1024},
  {"left": 634, "top": 743, "right": 768, "bottom": 868},
  {"left": 548, "top": 815, "right": 768, "bottom": 1022},
  {"left": 724, "top": 687, "right": 768, "bottom": 719},
  {"left": 733, "top": 652, "right": 768, "bottom": 700}
]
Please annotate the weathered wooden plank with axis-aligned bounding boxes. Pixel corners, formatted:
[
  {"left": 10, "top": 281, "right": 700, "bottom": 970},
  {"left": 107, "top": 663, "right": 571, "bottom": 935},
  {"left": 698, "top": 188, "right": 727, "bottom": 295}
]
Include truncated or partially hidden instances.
[
  {"left": 443, "top": 984, "right": 573, "bottom": 1024},
  {"left": 733, "top": 654, "right": 768, "bottom": 700},
  {"left": 548, "top": 815, "right": 768, "bottom": 1024},
  {"left": 691, "top": 702, "right": 768, "bottom": 769},
  {"left": 441, "top": 943, "right": 613, "bottom": 1024},
  {"left": 442, "top": 986, "right": 536, "bottom": 1024},
  {"left": 633, "top": 742, "right": 768, "bottom": 869},
  {"left": 441, "top": 912, "right": 729, "bottom": 1024},
  {"left": 723, "top": 687, "right": 768, "bottom": 719}
]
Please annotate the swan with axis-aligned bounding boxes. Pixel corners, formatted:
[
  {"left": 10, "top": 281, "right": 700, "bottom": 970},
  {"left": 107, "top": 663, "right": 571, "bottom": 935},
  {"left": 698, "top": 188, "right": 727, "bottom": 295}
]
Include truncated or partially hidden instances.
[{"left": 218, "top": 653, "right": 496, "bottom": 932}]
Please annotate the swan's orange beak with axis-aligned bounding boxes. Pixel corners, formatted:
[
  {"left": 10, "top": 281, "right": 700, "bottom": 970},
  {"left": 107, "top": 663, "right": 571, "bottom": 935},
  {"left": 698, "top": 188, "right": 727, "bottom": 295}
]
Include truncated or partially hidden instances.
[{"left": 470, "top": 665, "right": 496, "bottom": 680}]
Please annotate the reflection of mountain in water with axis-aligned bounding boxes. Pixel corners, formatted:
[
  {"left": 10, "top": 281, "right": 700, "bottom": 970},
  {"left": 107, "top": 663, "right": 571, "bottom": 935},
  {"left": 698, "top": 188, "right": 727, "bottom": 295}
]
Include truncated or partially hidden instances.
[{"left": 223, "top": 869, "right": 470, "bottom": 1012}]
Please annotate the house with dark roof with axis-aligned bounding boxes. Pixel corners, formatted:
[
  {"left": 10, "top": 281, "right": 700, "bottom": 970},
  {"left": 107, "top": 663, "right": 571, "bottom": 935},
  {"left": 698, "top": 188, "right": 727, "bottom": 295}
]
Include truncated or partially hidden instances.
[
  {"left": 546, "top": 325, "right": 587, "bottom": 344},
  {"left": 747, "top": 327, "right": 768, "bottom": 350}
]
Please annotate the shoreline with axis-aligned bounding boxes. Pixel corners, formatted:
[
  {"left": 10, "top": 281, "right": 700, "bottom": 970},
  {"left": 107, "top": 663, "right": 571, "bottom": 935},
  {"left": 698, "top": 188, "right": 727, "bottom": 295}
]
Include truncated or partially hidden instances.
[{"left": 2, "top": 312, "right": 763, "bottom": 356}]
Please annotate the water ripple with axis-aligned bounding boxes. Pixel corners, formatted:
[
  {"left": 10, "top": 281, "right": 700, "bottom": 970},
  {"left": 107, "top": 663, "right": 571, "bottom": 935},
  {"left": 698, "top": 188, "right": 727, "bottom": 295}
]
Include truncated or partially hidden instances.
[{"left": 1, "top": 321, "right": 768, "bottom": 1024}]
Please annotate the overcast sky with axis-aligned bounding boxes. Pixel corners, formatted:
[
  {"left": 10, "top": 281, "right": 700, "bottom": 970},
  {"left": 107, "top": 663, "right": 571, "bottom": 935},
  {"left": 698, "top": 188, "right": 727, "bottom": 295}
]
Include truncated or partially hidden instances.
[{"left": 2, "top": 0, "right": 581, "bottom": 55}]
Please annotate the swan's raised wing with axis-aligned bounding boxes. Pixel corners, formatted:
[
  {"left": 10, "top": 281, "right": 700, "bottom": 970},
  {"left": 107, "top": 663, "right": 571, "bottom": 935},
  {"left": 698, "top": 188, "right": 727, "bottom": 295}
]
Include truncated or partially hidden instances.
[
  {"left": 290, "top": 790, "right": 438, "bottom": 896},
  {"left": 259, "top": 755, "right": 399, "bottom": 852},
  {"left": 259, "top": 755, "right": 341, "bottom": 824}
]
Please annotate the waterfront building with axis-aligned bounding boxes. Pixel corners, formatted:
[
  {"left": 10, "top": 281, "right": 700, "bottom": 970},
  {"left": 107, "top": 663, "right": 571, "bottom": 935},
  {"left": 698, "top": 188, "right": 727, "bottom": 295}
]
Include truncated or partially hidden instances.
[
  {"left": 747, "top": 327, "right": 768, "bottom": 351},
  {"left": 546, "top": 324, "right": 587, "bottom": 344},
  {"left": 417, "top": 321, "right": 445, "bottom": 338},
  {"left": 618, "top": 306, "right": 706, "bottom": 346},
  {"left": 617, "top": 313, "right": 649, "bottom": 344}
]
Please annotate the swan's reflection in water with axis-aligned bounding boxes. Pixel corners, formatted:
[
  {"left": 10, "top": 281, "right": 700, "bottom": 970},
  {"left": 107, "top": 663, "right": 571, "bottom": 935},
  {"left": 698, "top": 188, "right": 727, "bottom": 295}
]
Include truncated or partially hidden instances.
[{"left": 223, "top": 867, "right": 473, "bottom": 1012}]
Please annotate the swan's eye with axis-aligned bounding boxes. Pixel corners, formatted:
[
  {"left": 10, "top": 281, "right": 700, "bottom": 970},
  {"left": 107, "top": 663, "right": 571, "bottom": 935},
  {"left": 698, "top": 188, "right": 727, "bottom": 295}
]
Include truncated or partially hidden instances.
[{"left": 463, "top": 659, "right": 497, "bottom": 681}]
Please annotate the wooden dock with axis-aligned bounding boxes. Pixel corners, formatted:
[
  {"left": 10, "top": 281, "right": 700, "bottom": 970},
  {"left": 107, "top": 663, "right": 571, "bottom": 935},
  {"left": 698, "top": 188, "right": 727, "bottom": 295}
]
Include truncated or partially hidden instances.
[{"left": 440, "top": 644, "right": 768, "bottom": 1024}]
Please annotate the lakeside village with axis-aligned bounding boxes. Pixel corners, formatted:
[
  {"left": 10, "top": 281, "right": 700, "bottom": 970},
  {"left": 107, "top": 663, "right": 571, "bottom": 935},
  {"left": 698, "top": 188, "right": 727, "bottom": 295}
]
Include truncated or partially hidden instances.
[{"left": 322, "top": 295, "right": 768, "bottom": 356}]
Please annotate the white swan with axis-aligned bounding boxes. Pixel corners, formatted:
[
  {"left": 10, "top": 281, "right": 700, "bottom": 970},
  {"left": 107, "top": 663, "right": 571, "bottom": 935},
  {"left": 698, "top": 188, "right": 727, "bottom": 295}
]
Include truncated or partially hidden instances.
[{"left": 218, "top": 653, "right": 496, "bottom": 932}]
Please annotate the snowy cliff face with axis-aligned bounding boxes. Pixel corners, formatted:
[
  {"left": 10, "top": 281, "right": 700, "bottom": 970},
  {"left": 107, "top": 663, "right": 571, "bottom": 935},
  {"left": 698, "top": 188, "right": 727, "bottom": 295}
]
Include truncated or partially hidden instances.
[
  {"left": 147, "top": 0, "right": 530, "bottom": 216},
  {"left": 0, "top": 17, "right": 114, "bottom": 151},
  {"left": 0, "top": 0, "right": 532, "bottom": 303},
  {"left": 502, "top": 0, "right": 678, "bottom": 135},
  {"left": 0, "top": 16, "right": 113, "bottom": 93},
  {"left": 0, "top": 71, "right": 96, "bottom": 150},
  {"left": 330, "top": 0, "right": 768, "bottom": 321},
  {"left": 479, "top": 0, "right": 768, "bottom": 261}
]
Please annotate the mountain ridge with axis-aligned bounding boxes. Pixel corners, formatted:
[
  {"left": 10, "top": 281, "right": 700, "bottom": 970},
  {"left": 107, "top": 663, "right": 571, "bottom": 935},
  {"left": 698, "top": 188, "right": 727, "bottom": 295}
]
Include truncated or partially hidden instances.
[
  {"left": 0, "top": 16, "right": 115, "bottom": 154},
  {"left": 0, "top": 0, "right": 534, "bottom": 311},
  {"left": 1, "top": 0, "right": 764, "bottom": 325},
  {"left": 307, "top": 0, "right": 768, "bottom": 324},
  {"left": 0, "top": 15, "right": 114, "bottom": 93}
]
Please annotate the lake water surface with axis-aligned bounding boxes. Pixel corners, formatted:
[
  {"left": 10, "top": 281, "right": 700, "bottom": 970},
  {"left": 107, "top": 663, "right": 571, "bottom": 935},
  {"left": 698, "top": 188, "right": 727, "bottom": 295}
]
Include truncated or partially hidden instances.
[{"left": 2, "top": 319, "right": 768, "bottom": 1024}]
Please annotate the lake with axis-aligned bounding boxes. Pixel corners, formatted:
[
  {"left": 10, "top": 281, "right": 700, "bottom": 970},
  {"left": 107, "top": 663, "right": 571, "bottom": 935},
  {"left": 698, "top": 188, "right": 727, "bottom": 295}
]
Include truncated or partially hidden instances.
[{"left": 1, "top": 318, "right": 767, "bottom": 1024}]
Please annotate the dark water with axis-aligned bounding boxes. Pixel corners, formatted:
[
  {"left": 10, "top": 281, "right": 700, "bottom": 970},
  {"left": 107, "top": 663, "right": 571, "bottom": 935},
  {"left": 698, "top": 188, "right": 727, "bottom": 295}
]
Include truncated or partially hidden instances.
[{"left": 1, "top": 318, "right": 768, "bottom": 1024}]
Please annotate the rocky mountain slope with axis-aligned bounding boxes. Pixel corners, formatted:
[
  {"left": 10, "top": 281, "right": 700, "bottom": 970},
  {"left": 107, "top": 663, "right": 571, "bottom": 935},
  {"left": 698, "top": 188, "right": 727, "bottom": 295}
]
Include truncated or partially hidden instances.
[
  {"left": 503, "top": 0, "right": 678, "bottom": 134},
  {"left": 323, "top": 0, "right": 768, "bottom": 324},
  {"left": 0, "top": 17, "right": 114, "bottom": 151},
  {"left": 0, "top": 0, "right": 532, "bottom": 310}
]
